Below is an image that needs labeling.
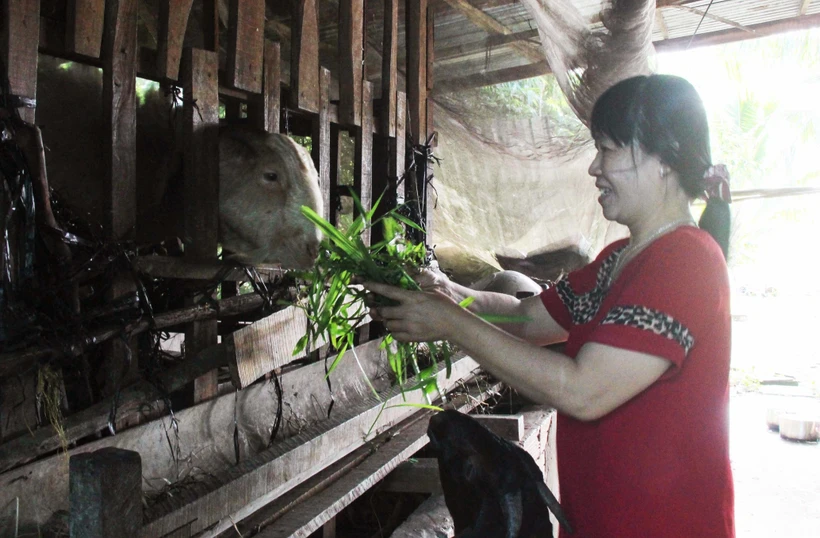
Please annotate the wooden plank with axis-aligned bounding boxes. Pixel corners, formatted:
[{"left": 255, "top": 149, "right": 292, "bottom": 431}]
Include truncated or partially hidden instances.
[
  {"left": 329, "top": 124, "right": 342, "bottom": 225},
  {"left": 225, "top": 381, "right": 501, "bottom": 538},
  {"left": 2, "top": 0, "right": 39, "bottom": 124},
  {"left": 181, "top": 47, "right": 221, "bottom": 403},
  {"left": 66, "top": 0, "right": 104, "bottom": 58},
  {"left": 380, "top": 0, "right": 399, "bottom": 137},
  {"left": 800, "top": 0, "right": 813, "bottom": 16},
  {"left": 226, "top": 306, "right": 313, "bottom": 389},
  {"left": 312, "top": 67, "right": 332, "bottom": 220},
  {"left": 389, "top": 495, "right": 454, "bottom": 538},
  {"left": 100, "top": 0, "right": 139, "bottom": 401},
  {"left": 250, "top": 40, "right": 282, "bottom": 133},
  {"left": 339, "top": 0, "right": 364, "bottom": 126},
  {"left": 254, "top": 415, "right": 435, "bottom": 538},
  {"left": 156, "top": 0, "right": 194, "bottom": 81},
  {"left": 406, "top": 0, "right": 427, "bottom": 143},
  {"left": 139, "top": 355, "right": 480, "bottom": 537},
  {"left": 133, "top": 255, "right": 285, "bottom": 283},
  {"left": 69, "top": 448, "right": 142, "bottom": 538},
  {"left": 354, "top": 81, "right": 374, "bottom": 246},
  {"left": 473, "top": 413, "right": 524, "bottom": 441},
  {"left": 380, "top": 458, "right": 442, "bottom": 494},
  {"left": 226, "top": 0, "right": 265, "bottom": 93},
  {"left": 0, "top": 340, "right": 393, "bottom": 530},
  {"left": 290, "top": 0, "right": 320, "bottom": 113}
]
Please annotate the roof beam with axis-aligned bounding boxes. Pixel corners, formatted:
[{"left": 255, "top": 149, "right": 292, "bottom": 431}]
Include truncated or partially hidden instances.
[
  {"left": 435, "top": 60, "right": 549, "bottom": 93},
  {"left": 800, "top": 0, "right": 813, "bottom": 16},
  {"left": 437, "top": 0, "right": 544, "bottom": 64}
]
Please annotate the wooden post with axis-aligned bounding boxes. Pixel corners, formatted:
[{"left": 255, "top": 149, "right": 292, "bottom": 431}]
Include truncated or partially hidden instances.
[
  {"left": 290, "top": 0, "right": 320, "bottom": 113},
  {"left": 1, "top": 0, "right": 40, "bottom": 123},
  {"left": 406, "top": 0, "right": 427, "bottom": 143},
  {"left": 66, "top": 0, "right": 105, "bottom": 58},
  {"left": 250, "top": 40, "right": 281, "bottom": 133},
  {"left": 394, "top": 91, "right": 407, "bottom": 205},
  {"left": 100, "top": 0, "right": 139, "bottom": 400},
  {"left": 69, "top": 447, "right": 142, "bottom": 538},
  {"left": 381, "top": 0, "right": 399, "bottom": 138},
  {"left": 426, "top": 5, "right": 436, "bottom": 142},
  {"left": 354, "top": 81, "right": 374, "bottom": 246},
  {"left": 312, "top": 67, "right": 332, "bottom": 217},
  {"left": 181, "top": 48, "right": 220, "bottom": 403},
  {"left": 156, "top": 0, "right": 194, "bottom": 81},
  {"left": 227, "top": 0, "right": 265, "bottom": 93},
  {"left": 339, "top": 0, "right": 364, "bottom": 126}
]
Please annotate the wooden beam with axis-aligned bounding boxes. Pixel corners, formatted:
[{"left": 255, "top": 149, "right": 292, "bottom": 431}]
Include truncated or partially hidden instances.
[
  {"left": 0, "top": 293, "right": 269, "bottom": 381},
  {"left": 381, "top": 0, "right": 399, "bottom": 137},
  {"left": 800, "top": 0, "right": 813, "bottom": 17},
  {"left": 339, "top": 0, "right": 365, "bottom": 126},
  {"left": 139, "top": 355, "right": 479, "bottom": 537},
  {"left": 70, "top": 448, "right": 142, "bottom": 538},
  {"left": 156, "top": 0, "right": 194, "bottom": 81},
  {"left": 249, "top": 40, "right": 281, "bottom": 133},
  {"left": 394, "top": 91, "right": 407, "bottom": 204},
  {"left": 435, "top": 61, "right": 549, "bottom": 93},
  {"left": 290, "top": 0, "right": 320, "bottom": 113},
  {"left": 313, "top": 67, "right": 333, "bottom": 219},
  {"left": 226, "top": 0, "right": 265, "bottom": 92},
  {"left": 133, "top": 255, "right": 285, "bottom": 283},
  {"left": 66, "top": 0, "right": 104, "bottom": 58},
  {"left": 655, "top": 8, "right": 669, "bottom": 40},
  {"left": 438, "top": 0, "right": 543, "bottom": 64},
  {"left": 1, "top": 1, "right": 38, "bottom": 123},
  {"left": 202, "top": 0, "right": 220, "bottom": 52}
]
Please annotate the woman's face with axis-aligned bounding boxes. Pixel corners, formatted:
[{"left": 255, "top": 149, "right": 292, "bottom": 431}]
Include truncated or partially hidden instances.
[{"left": 588, "top": 136, "right": 665, "bottom": 227}]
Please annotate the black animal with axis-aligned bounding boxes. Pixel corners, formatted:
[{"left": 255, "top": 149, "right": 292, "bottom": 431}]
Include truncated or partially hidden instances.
[{"left": 427, "top": 410, "right": 573, "bottom": 537}]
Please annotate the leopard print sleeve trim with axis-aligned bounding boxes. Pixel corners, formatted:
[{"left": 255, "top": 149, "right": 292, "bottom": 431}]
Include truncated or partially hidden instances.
[
  {"left": 555, "top": 249, "right": 623, "bottom": 325},
  {"left": 600, "top": 305, "right": 695, "bottom": 355}
]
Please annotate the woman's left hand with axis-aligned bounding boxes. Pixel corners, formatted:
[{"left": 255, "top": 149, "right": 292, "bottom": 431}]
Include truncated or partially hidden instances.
[{"left": 364, "top": 281, "right": 461, "bottom": 342}]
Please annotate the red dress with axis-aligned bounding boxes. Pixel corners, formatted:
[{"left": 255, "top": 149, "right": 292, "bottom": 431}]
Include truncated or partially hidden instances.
[{"left": 541, "top": 226, "right": 735, "bottom": 538}]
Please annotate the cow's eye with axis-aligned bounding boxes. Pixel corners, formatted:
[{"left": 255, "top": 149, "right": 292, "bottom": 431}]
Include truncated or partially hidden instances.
[{"left": 264, "top": 172, "right": 279, "bottom": 182}]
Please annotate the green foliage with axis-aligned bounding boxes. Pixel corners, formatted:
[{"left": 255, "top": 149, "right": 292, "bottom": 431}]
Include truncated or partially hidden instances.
[{"left": 293, "top": 194, "right": 452, "bottom": 401}]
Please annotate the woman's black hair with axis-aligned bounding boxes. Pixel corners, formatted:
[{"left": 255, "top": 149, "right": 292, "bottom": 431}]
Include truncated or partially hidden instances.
[{"left": 589, "top": 74, "right": 730, "bottom": 258}]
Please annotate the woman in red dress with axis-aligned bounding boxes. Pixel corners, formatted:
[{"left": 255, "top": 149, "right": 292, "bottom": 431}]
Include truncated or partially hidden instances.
[{"left": 367, "top": 74, "right": 735, "bottom": 538}]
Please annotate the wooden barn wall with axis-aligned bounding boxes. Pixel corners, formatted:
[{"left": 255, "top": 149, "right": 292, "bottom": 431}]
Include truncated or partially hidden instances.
[{"left": 0, "top": 0, "right": 440, "bottom": 535}]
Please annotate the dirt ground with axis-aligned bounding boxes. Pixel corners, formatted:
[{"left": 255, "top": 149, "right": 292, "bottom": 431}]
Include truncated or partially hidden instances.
[{"left": 730, "top": 389, "right": 820, "bottom": 537}]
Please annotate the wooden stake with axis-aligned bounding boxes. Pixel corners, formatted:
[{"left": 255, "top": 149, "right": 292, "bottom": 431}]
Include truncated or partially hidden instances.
[
  {"left": 312, "top": 67, "right": 332, "bottom": 218},
  {"left": 69, "top": 448, "right": 142, "bottom": 538},
  {"left": 250, "top": 40, "right": 282, "bottom": 133},
  {"left": 339, "top": 0, "right": 364, "bottom": 126},
  {"left": 156, "top": 0, "right": 194, "bottom": 81},
  {"left": 66, "top": 0, "right": 105, "bottom": 58}
]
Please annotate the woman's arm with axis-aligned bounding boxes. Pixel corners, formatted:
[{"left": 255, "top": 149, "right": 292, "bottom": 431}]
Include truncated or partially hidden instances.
[
  {"left": 366, "top": 282, "right": 671, "bottom": 421},
  {"left": 415, "top": 269, "right": 569, "bottom": 345}
]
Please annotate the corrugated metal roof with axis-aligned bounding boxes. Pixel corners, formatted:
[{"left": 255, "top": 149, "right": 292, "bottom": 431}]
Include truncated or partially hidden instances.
[{"left": 433, "top": 0, "right": 820, "bottom": 85}]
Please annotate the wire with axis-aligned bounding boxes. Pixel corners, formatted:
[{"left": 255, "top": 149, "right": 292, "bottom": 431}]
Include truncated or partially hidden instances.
[{"left": 686, "top": 0, "right": 716, "bottom": 50}]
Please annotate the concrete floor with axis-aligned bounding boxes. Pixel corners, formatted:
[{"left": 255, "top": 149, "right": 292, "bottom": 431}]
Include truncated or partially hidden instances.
[{"left": 730, "top": 390, "right": 820, "bottom": 537}]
